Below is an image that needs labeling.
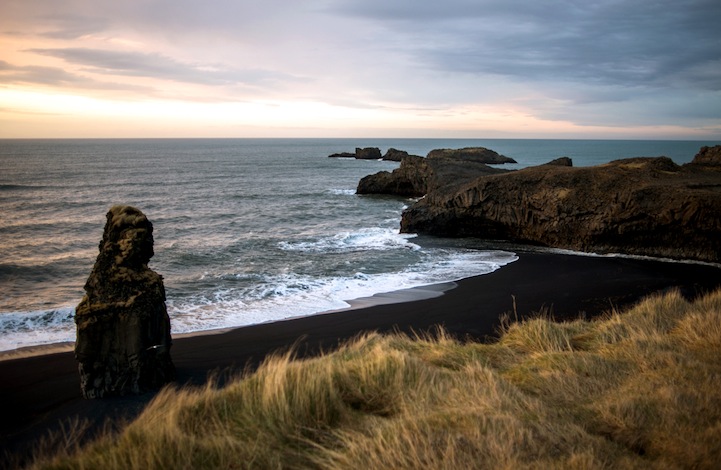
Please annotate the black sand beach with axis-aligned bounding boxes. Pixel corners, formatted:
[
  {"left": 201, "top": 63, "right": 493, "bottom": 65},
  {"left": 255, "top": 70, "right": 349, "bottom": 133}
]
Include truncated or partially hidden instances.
[{"left": 2, "top": 251, "right": 721, "bottom": 465}]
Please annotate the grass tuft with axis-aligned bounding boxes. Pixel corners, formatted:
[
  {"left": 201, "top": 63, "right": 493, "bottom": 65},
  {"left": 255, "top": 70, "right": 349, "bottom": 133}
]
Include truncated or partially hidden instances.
[{"left": 26, "top": 288, "right": 721, "bottom": 469}]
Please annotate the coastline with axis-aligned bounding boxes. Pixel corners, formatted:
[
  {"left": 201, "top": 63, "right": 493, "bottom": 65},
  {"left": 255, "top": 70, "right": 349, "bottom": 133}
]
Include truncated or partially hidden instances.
[
  {"left": 2, "top": 250, "right": 721, "bottom": 464},
  {"left": 3, "top": 245, "right": 716, "bottom": 363},
  {"left": 0, "top": 280, "right": 458, "bottom": 363}
]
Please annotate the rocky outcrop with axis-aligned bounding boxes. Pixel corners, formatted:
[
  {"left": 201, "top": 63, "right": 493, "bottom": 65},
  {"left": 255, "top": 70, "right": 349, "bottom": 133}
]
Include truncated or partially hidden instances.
[
  {"left": 75, "top": 205, "right": 175, "bottom": 398},
  {"left": 357, "top": 153, "right": 509, "bottom": 197},
  {"left": 426, "top": 147, "right": 517, "bottom": 164},
  {"left": 544, "top": 157, "right": 573, "bottom": 167},
  {"left": 383, "top": 148, "right": 411, "bottom": 162},
  {"left": 357, "top": 156, "right": 430, "bottom": 197},
  {"left": 355, "top": 147, "right": 382, "bottom": 160},
  {"left": 400, "top": 156, "right": 721, "bottom": 262},
  {"left": 332, "top": 146, "right": 517, "bottom": 165},
  {"left": 329, "top": 147, "right": 383, "bottom": 160},
  {"left": 328, "top": 152, "right": 356, "bottom": 159},
  {"left": 690, "top": 145, "right": 721, "bottom": 166}
]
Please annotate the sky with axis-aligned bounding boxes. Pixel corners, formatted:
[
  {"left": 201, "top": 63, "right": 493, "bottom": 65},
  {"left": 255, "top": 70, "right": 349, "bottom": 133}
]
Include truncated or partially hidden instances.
[{"left": 1, "top": 0, "right": 720, "bottom": 139}]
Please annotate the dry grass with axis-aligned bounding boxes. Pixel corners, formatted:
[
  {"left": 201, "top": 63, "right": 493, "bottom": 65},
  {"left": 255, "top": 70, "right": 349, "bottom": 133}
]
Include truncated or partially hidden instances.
[{"left": 28, "top": 288, "right": 721, "bottom": 469}]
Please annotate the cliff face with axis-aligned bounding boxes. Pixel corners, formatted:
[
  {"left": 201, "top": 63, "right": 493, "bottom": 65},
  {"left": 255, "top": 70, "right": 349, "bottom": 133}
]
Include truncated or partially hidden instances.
[{"left": 399, "top": 150, "right": 721, "bottom": 263}]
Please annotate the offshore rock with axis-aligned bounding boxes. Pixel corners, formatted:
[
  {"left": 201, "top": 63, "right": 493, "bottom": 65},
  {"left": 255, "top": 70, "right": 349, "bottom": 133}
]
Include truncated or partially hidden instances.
[
  {"left": 328, "top": 147, "right": 383, "bottom": 159},
  {"left": 75, "top": 205, "right": 174, "bottom": 398},
  {"left": 355, "top": 147, "right": 382, "bottom": 160},
  {"left": 426, "top": 147, "right": 517, "bottom": 164},
  {"left": 357, "top": 153, "right": 509, "bottom": 197},
  {"left": 328, "top": 152, "right": 356, "bottom": 158},
  {"left": 400, "top": 155, "right": 721, "bottom": 263}
]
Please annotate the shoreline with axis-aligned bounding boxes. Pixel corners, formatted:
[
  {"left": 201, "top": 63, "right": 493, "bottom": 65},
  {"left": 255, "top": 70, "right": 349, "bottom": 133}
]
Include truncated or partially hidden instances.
[
  {"left": 3, "top": 246, "right": 717, "bottom": 363},
  {"left": 0, "top": 281, "right": 458, "bottom": 362},
  {"left": 3, "top": 250, "right": 721, "bottom": 464}
]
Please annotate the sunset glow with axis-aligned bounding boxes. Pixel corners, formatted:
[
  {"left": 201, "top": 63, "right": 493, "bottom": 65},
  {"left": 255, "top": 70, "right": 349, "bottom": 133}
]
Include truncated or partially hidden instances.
[{"left": 1, "top": 0, "right": 719, "bottom": 139}]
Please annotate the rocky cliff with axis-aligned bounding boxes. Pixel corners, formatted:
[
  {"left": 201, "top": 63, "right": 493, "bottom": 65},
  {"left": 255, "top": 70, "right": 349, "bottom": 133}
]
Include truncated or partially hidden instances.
[
  {"left": 400, "top": 149, "right": 721, "bottom": 262},
  {"left": 75, "top": 205, "right": 175, "bottom": 398},
  {"left": 357, "top": 150, "right": 510, "bottom": 197}
]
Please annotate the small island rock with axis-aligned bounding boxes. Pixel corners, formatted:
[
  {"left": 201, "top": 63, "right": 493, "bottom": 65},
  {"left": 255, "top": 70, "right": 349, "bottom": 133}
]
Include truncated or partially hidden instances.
[
  {"left": 328, "top": 152, "right": 356, "bottom": 158},
  {"left": 355, "top": 147, "right": 382, "bottom": 160}
]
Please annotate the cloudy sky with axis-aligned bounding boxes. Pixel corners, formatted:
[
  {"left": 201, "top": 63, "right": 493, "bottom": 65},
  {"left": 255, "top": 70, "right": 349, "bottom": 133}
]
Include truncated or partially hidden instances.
[{"left": 1, "top": 0, "right": 719, "bottom": 138}]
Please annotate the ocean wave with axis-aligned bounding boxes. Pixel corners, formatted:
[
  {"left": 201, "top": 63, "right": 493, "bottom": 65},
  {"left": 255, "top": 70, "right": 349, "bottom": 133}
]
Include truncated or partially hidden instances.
[
  {"left": 165, "top": 249, "right": 518, "bottom": 335},
  {"left": 327, "top": 188, "right": 356, "bottom": 196},
  {"left": 0, "top": 248, "right": 518, "bottom": 352},
  {"left": 278, "top": 227, "right": 420, "bottom": 253},
  {"left": 0, "top": 307, "right": 76, "bottom": 351}
]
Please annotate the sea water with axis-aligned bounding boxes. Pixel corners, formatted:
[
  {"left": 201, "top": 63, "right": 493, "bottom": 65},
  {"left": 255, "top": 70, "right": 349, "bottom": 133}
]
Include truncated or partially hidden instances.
[{"left": 0, "top": 138, "right": 713, "bottom": 352}]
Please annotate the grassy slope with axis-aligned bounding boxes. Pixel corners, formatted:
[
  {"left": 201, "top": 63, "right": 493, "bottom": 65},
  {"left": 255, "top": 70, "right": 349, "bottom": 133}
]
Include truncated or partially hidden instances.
[{"left": 30, "top": 289, "right": 721, "bottom": 469}]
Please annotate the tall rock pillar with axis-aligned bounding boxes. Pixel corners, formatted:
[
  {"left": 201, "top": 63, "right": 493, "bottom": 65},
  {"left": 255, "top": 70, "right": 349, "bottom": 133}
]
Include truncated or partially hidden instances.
[{"left": 75, "top": 205, "right": 175, "bottom": 398}]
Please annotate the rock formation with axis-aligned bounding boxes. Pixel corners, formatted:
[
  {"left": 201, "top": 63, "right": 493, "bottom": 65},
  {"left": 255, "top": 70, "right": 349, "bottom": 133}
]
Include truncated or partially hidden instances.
[
  {"left": 690, "top": 145, "right": 721, "bottom": 166},
  {"left": 357, "top": 155, "right": 430, "bottom": 197},
  {"left": 75, "top": 205, "right": 175, "bottom": 398},
  {"left": 544, "top": 157, "right": 573, "bottom": 167},
  {"left": 399, "top": 155, "right": 721, "bottom": 263},
  {"left": 330, "top": 146, "right": 514, "bottom": 164},
  {"left": 382, "top": 148, "right": 411, "bottom": 161},
  {"left": 328, "top": 152, "right": 356, "bottom": 159},
  {"left": 426, "top": 147, "right": 517, "bottom": 164},
  {"left": 357, "top": 152, "right": 509, "bottom": 197},
  {"left": 328, "top": 147, "right": 383, "bottom": 160},
  {"left": 355, "top": 147, "right": 382, "bottom": 160}
]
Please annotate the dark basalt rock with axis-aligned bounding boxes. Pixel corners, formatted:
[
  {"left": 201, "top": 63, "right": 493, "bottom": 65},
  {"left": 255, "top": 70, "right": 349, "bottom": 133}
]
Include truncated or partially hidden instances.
[
  {"left": 74, "top": 205, "right": 175, "bottom": 398},
  {"left": 426, "top": 147, "right": 517, "bottom": 164},
  {"left": 357, "top": 152, "right": 509, "bottom": 197},
  {"left": 355, "top": 147, "right": 382, "bottom": 160},
  {"left": 400, "top": 154, "right": 721, "bottom": 263},
  {"left": 328, "top": 147, "right": 384, "bottom": 159},
  {"left": 382, "top": 148, "right": 411, "bottom": 161},
  {"left": 357, "top": 155, "right": 430, "bottom": 197}
]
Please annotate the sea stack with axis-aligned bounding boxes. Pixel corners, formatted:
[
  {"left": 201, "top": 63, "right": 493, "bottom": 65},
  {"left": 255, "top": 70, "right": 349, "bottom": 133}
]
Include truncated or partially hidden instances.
[{"left": 75, "top": 205, "right": 174, "bottom": 398}]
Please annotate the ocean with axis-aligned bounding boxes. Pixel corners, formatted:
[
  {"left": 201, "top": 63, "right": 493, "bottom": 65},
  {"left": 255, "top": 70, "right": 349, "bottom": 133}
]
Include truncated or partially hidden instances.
[{"left": 0, "top": 138, "right": 714, "bottom": 353}]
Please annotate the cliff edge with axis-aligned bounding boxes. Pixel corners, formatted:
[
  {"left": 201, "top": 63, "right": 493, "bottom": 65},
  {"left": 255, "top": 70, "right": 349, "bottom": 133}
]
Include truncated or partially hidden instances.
[{"left": 399, "top": 148, "right": 721, "bottom": 262}]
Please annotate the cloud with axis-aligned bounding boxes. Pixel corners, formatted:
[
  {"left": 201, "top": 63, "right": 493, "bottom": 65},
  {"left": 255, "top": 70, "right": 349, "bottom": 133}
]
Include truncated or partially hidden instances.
[
  {"left": 0, "top": 59, "right": 155, "bottom": 94},
  {"left": 307, "top": 0, "right": 720, "bottom": 132},
  {"left": 333, "top": 0, "right": 721, "bottom": 91},
  {"left": 37, "top": 14, "right": 111, "bottom": 40},
  {"left": 0, "top": 0, "right": 719, "bottom": 136},
  {"left": 0, "top": 59, "right": 84, "bottom": 86},
  {"left": 25, "top": 47, "right": 303, "bottom": 92}
]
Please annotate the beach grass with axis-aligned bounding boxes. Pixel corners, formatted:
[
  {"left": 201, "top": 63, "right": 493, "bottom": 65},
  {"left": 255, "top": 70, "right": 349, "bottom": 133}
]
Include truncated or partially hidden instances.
[{"left": 27, "top": 288, "right": 721, "bottom": 469}]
